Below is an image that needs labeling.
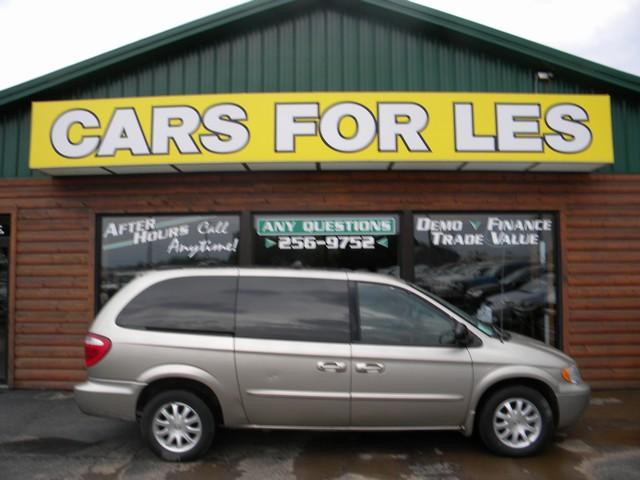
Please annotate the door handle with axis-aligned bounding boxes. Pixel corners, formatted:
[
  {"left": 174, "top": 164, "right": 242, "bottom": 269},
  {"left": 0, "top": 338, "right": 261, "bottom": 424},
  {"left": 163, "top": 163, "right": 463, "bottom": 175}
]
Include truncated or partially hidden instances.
[
  {"left": 317, "top": 361, "right": 347, "bottom": 373},
  {"left": 355, "top": 362, "right": 385, "bottom": 373}
]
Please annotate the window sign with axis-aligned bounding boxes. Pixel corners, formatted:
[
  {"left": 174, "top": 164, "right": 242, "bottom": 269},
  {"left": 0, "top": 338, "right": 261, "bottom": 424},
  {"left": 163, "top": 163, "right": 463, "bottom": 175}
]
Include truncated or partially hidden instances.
[
  {"left": 99, "top": 214, "right": 239, "bottom": 306},
  {"left": 253, "top": 214, "right": 399, "bottom": 275},
  {"left": 414, "top": 213, "right": 557, "bottom": 345}
]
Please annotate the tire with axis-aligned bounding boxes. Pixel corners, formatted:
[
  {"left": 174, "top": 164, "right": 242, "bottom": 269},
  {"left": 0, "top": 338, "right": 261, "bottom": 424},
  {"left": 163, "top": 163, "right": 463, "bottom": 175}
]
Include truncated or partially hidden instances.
[
  {"left": 478, "top": 386, "right": 554, "bottom": 457},
  {"left": 141, "top": 390, "right": 215, "bottom": 462}
]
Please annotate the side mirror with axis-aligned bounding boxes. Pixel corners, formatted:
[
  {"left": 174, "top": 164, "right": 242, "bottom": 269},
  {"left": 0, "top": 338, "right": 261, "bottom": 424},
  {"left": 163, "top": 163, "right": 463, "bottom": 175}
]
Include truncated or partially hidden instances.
[{"left": 454, "top": 323, "right": 472, "bottom": 346}]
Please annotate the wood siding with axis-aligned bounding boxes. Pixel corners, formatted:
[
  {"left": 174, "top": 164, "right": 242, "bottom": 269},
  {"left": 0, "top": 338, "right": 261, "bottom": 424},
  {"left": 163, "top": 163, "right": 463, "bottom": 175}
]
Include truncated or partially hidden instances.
[{"left": 1, "top": 171, "right": 639, "bottom": 390}]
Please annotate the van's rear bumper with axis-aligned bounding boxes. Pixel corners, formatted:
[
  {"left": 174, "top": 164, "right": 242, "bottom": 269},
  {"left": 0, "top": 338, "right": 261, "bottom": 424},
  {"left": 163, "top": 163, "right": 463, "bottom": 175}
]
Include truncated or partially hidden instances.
[
  {"left": 74, "top": 378, "right": 145, "bottom": 421},
  {"left": 557, "top": 383, "right": 591, "bottom": 429}
]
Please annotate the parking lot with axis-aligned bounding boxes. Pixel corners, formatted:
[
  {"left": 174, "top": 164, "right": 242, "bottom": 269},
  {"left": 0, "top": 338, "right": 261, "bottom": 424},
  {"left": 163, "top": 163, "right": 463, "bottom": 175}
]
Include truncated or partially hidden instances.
[{"left": 0, "top": 388, "right": 638, "bottom": 480}]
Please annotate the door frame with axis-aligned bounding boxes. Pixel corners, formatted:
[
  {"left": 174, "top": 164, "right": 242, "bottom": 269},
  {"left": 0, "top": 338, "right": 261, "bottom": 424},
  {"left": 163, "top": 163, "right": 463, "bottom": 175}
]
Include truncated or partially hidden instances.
[{"left": 1, "top": 208, "right": 16, "bottom": 387}]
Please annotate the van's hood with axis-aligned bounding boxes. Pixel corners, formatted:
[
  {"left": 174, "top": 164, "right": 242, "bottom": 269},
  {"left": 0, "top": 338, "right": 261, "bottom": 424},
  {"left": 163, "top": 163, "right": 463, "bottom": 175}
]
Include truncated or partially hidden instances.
[{"left": 507, "top": 332, "right": 574, "bottom": 365}]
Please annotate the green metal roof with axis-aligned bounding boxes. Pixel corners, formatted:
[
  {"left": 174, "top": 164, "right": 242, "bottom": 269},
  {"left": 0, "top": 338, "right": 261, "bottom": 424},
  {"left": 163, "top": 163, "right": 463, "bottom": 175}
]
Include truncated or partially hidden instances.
[
  {"left": 1, "top": 0, "right": 639, "bottom": 108},
  {"left": 370, "top": 0, "right": 640, "bottom": 95}
]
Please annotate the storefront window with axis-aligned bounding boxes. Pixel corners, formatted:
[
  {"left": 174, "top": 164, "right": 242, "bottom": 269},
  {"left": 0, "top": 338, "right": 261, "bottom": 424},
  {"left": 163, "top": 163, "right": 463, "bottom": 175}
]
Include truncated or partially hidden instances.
[
  {"left": 413, "top": 213, "right": 557, "bottom": 345},
  {"left": 0, "top": 215, "right": 9, "bottom": 384},
  {"left": 253, "top": 214, "right": 399, "bottom": 275},
  {"left": 99, "top": 214, "right": 240, "bottom": 307}
]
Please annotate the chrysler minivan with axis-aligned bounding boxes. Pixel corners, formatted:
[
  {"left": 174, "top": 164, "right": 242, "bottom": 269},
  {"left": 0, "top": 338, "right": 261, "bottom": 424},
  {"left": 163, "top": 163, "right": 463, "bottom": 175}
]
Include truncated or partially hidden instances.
[{"left": 75, "top": 268, "right": 589, "bottom": 461}]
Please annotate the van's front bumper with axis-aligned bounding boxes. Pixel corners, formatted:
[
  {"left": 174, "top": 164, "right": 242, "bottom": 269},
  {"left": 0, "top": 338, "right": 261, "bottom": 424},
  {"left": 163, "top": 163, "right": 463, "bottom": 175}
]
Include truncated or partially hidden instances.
[
  {"left": 74, "top": 378, "right": 145, "bottom": 421},
  {"left": 557, "top": 383, "right": 591, "bottom": 429}
]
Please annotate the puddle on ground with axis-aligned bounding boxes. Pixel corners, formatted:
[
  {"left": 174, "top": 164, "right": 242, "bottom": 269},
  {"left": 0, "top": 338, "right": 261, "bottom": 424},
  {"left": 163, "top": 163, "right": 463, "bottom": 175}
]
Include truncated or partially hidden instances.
[
  {"left": 588, "top": 398, "right": 622, "bottom": 407},
  {"left": 293, "top": 431, "right": 463, "bottom": 480},
  {"left": 0, "top": 437, "right": 92, "bottom": 455},
  {"left": 576, "top": 449, "right": 640, "bottom": 480},
  {"left": 34, "top": 391, "right": 74, "bottom": 401}
]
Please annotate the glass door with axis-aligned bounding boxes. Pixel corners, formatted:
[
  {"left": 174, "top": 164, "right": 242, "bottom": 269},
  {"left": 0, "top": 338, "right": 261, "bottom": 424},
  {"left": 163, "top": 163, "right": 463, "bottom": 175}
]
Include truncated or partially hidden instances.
[{"left": 0, "top": 215, "right": 9, "bottom": 384}]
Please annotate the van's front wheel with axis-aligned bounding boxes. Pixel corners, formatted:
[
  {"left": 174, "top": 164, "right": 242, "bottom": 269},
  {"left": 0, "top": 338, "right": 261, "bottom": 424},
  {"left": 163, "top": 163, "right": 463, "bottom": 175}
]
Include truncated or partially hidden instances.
[
  {"left": 141, "top": 390, "right": 214, "bottom": 461},
  {"left": 478, "top": 386, "right": 553, "bottom": 456}
]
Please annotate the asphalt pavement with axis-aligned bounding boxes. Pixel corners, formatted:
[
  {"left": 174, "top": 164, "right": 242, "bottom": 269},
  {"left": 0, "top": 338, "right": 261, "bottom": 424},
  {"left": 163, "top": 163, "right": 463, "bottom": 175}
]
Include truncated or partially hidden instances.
[{"left": 0, "top": 388, "right": 638, "bottom": 480}]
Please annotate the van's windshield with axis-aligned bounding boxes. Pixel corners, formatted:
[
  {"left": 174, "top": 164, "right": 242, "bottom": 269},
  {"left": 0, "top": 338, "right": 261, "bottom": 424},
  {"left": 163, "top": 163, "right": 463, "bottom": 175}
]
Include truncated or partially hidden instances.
[{"left": 410, "top": 283, "right": 503, "bottom": 339}]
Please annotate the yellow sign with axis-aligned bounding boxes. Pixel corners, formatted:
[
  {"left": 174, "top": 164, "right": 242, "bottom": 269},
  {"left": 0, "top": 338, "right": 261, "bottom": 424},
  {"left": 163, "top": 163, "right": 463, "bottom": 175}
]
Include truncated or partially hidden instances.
[{"left": 29, "top": 92, "right": 613, "bottom": 170}]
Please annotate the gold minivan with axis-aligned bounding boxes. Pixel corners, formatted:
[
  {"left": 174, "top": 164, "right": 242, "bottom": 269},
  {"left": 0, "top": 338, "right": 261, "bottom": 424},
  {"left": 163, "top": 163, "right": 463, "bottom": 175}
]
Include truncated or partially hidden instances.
[{"left": 75, "top": 268, "right": 590, "bottom": 461}]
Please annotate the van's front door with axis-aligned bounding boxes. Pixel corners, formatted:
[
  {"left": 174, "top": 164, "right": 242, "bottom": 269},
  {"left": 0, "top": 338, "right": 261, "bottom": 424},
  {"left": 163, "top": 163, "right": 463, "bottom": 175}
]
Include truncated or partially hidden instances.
[
  {"left": 350, "top": 282, "right": 473, "bottom": 427},
  {"left": 234, "top": 274, "right": 351, "bottom": 426}
]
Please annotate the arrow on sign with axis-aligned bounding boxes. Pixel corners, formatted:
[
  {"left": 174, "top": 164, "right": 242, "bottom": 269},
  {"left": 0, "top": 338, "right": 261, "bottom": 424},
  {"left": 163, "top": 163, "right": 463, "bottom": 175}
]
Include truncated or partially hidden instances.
[
  {"left": 376, "top": 237, "right": 389, "bottom": 248},
  {"left": 265, "top": 238, "right": 277, "bottom": 248},
  {"left": 469, "top": 220, "right": 482, "bottom": 231}
]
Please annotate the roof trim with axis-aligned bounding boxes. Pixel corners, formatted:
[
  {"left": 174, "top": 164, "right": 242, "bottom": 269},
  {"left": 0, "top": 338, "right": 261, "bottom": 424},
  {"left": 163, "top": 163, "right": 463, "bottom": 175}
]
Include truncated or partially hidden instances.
[{"left": 1, "top": 0, "right": 639, "bottom": 109}]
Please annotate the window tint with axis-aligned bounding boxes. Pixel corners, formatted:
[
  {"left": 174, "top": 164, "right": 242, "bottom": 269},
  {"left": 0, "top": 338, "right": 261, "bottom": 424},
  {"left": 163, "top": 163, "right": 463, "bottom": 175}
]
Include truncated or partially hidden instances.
[
  {"left": 117, "top": 276, "right": 237, "bottom": 334},
  {"left": 357, "top": 282, "right": 454, "bottom": 346},
  {"left": 236, "top": 277, "right": 350, "bottom": 343}
]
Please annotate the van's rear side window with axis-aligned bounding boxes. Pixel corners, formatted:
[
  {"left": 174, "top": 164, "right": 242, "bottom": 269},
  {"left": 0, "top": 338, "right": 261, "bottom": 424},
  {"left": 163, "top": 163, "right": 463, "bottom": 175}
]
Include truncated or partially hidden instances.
[
  {"left": 236, "top": 277, "right": 349, "bottom": 343},
  {"left": 116, "top": 276, "right": 237, "bottom": 334}
]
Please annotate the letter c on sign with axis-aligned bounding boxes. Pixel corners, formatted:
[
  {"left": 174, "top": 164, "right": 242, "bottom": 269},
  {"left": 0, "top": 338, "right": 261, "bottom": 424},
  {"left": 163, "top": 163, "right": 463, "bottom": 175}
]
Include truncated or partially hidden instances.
[{"left": 50, "top": 109, "right": 101, "bottom": 158}]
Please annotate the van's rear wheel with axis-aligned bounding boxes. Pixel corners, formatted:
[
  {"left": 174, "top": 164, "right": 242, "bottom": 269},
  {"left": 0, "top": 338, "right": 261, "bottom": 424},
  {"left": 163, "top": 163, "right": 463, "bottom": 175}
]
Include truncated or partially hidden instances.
[
  {"left": 141, "top": 390, "right": 214, "bottom": 461},
  {"left": 478, "top": 386, "right": 553, "bottom": 456}
]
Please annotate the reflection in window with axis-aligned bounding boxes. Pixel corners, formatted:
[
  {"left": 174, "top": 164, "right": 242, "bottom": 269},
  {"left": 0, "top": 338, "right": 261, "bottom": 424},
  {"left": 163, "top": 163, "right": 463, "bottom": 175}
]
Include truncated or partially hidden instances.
[
  {"left": 413, "top": 213, "right": 557, "bottom": 345},
  {"left": 99, "top": 215, "right": 240, "bottom": 307},
  {"left": 358, "top": 282, "right": 454, "bottom": 347}
]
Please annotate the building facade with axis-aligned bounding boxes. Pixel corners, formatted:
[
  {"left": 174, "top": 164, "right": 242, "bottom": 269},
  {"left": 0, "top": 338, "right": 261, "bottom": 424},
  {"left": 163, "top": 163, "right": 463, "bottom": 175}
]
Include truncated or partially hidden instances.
[{"left": 1, "top": 0, "right": 639, "bottom": 390}]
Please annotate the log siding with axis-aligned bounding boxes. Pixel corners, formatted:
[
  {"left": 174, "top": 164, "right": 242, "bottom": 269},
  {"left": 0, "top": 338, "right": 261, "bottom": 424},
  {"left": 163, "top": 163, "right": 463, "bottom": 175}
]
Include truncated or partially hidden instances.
[{"left": 2, "top": 171, "right": 638, "bottom": 389}]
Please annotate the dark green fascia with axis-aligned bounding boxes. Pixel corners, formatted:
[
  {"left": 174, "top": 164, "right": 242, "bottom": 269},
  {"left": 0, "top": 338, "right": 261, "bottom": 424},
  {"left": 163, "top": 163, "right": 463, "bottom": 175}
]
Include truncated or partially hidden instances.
[{"left": 1, "top": 0, "right": 640, "bottom": 110}]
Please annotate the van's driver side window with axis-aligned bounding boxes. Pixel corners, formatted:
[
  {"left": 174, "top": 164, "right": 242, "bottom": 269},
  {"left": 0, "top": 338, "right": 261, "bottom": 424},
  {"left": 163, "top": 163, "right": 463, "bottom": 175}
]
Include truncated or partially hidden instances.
[{"left": 357, "top": 282, "right": 454, "bottom": 346}]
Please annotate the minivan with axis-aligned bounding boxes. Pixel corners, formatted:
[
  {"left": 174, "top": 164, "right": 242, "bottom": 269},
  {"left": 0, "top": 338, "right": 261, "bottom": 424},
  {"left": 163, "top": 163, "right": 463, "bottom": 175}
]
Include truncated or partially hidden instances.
[{"left": 75, "top": 268, "right": 590, "bottom": 461}]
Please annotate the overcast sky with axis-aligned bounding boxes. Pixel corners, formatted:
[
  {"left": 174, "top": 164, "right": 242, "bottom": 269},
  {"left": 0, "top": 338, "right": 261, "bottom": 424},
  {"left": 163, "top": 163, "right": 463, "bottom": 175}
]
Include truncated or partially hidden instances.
[{"left": 0, "top": 0, "right": 638, "bottom": 92}]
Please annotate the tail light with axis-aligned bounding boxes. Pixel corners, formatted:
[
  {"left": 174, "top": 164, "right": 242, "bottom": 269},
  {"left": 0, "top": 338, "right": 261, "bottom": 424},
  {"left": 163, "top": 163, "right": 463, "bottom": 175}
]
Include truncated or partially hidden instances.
[{"left": 84, "top": 333, "right": 111, "bottom": 367}]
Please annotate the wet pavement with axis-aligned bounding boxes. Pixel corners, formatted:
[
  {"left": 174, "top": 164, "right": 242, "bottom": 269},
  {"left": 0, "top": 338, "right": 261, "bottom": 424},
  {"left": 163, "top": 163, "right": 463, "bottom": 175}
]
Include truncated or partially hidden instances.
[{"left": 0, "top": 389, "right": 638, "bottom": 480}]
